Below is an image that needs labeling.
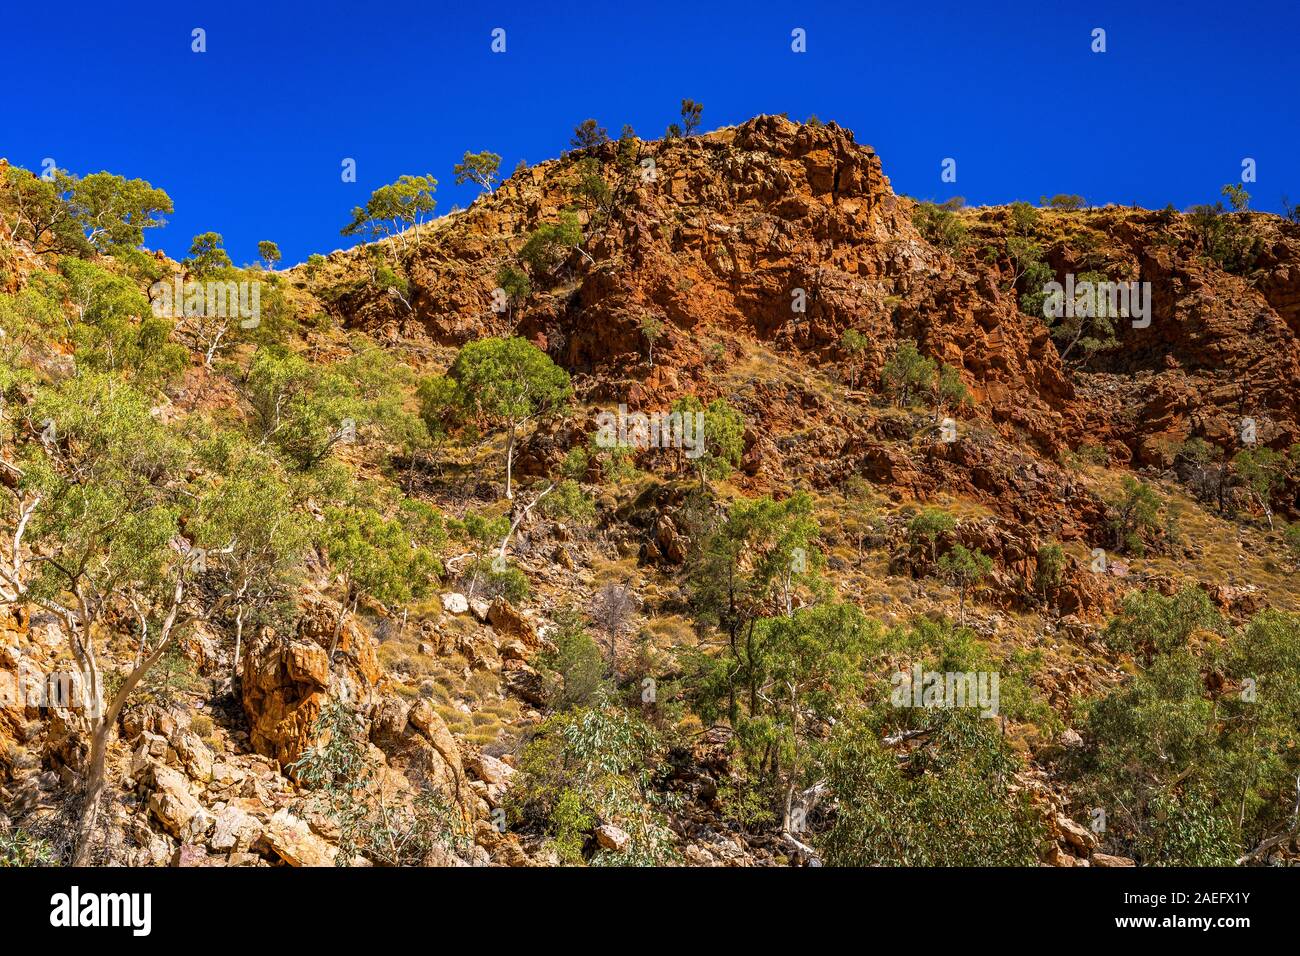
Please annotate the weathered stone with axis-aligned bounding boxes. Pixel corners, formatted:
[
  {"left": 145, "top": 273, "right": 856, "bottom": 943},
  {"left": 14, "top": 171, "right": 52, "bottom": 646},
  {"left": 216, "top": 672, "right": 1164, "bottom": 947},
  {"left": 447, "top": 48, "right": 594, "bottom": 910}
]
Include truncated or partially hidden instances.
[
  {"left": 1056, "top": 813, "right": 1098, "bottom": 852},
  {"left": 261, "top": 808, "right": 338, "bottom": 867},
  {"left": 595, "top": 824, "right": 630, "bottom": 852},
  {"left": 487, "top": 598, "right": 538, "bottom": 648},
  {"left": 469, "top": 752, "right": 515, "bottom": 788},
  {"left": 147, "top": 765, "right": 212, "bottom": 842},
  {"left": 209, "top": 803, "right": 264, "bottom": 853}
]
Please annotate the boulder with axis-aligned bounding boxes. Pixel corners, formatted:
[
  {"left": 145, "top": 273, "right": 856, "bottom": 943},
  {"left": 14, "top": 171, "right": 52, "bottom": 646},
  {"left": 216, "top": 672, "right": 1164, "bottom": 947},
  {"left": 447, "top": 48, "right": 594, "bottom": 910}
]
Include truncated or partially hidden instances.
[
  {"left": 1055, "top": 813, "right": 1098, "bottom": 853},
  {"left": 261, "top": 809, "right": 338, "bottom": 867},
  {"left": 487, "top": 598, "right": 539, "bottom": 649},
  {"left": 441, "top": 592, "right": 470, "bottom": 615},
  {"left": 595, "top": 824, "right": 630, "bottom": 852},
  {"left": 468, "top": 752, "right": 515, "bottom": 788},
  {"left": 209, "top": 803, "right": 264, "bottom": 853},
  {"left": 147, "top": 764, "right": 212, "bottom": 842},
  {"left": 241, "top": 596, "right": 382, "bottom": 767}
]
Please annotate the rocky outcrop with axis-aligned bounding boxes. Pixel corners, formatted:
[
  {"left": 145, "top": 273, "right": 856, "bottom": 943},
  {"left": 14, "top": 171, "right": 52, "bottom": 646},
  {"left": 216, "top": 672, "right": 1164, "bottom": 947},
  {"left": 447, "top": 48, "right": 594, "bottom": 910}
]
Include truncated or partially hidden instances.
[{"left": 240, "top": 594, "right": 382, "bottom": 767}]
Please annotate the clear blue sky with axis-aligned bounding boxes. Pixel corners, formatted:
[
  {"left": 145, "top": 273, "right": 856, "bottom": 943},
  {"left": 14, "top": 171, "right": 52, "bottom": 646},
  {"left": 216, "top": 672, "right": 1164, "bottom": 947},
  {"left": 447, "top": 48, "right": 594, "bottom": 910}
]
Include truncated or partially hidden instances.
[{"left": 3, "top": 0, "right": 1296, "bottom": 266}]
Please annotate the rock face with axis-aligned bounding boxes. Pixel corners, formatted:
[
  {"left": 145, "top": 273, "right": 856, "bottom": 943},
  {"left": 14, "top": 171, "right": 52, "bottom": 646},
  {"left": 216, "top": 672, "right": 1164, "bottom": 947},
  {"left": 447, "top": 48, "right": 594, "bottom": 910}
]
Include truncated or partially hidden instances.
[
  {"left": 241, "top": 594, "right": 382, "bottom": 767},
  {"left": 321, "top": 113, "right": 1300, "bottom": 550}
]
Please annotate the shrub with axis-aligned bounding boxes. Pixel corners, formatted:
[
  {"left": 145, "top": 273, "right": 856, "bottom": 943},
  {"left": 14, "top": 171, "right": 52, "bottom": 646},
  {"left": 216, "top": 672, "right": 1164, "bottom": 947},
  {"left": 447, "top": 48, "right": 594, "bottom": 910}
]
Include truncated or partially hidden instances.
[
  {"left": 535, "top": 610, "right": 608, "bottom": 711},
  {"left": 819, "top": 710, "right": 1044, "bottom": 866},
  {"left": 881, "top": 339, "right": 936, "bottom": 407},
  {"left": 907, "top": 508, "right": 955, "bottom": 564},
  {"left": 912, "top": 202, "right": 968, "bottom": 252},
  {"left": 1041, "top": 194, "right": 1086, "bottom": 211},
  {"left": 1102, "top": 585, "right": 1221, "bottom": 662}
]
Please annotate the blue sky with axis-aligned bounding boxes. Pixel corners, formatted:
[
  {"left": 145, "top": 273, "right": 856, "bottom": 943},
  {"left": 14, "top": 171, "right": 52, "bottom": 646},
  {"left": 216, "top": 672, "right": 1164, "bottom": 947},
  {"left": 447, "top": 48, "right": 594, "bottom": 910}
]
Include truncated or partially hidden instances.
[{"left": 3, "top": 0, "right": 1296, "bottom": 266}]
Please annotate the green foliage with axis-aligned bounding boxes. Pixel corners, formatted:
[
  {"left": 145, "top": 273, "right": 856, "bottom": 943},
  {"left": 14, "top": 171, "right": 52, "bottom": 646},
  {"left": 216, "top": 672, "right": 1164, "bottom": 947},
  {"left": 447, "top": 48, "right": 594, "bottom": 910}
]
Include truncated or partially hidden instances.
[
  {"left": 1222, "top": 183, "right": 1249, "bottom": 212},
  {"left": 539, "top": 478, "right": 595, "bottom": 524},
  {"left": 935, "top": 544, "right": 993, "bottom": 623},
  {"left": 60, "top": 258, "right": 185, "bottom": 386},
  {"left": 0, "top": 827, "right": 55, "bottom": 867},
  {"left": 839, "top": 328, "right": 868, "bottom": 387},
  {"left": 246, "top": 347, "right": 363, "bottom": 469},
  {"left": 62, "top": 170, "right": 173, "bottom": 252},
  {"left": 572, "top": 158, "right": 611, "bottom": 214},
  {"left": 1006, "top": 235, "right": 1055, "bottom": 317},
  {"left": 638, "top": 313, "right": 665, "bottom": 365},
  {"left": 570, "top": 119, "right": 609, "bottom": 150},
  {"left": 453, "top": 151, "right": 502, "bottom": 191},
  {"left": 615, "top": 126, "right": 639, "bottom": 169},
  {"left": 495, "top": 264, "right": 531, "bottom": 312},
  {"left": 191, "top": 436, "right": 308, "bottom": 653},
  {"left": 726, "top": 604, "right": 880, "bottom": 800},
  {"left": 819, "top": 710, "right": 1044, "bottom": 865},
  {"left": 322, "top": 497, "right": 441, "bottom": 604},
  {"left": 0, "top": 273, "right": 65, "bottom": 355},
  {"left": 880, "top": 339, "right": 936, "bottom": 407},
  {"left": 258, "top": 240, "right": 281, "bottom": 270},
  {"left": 912, "top": 201, "right": 968, "bottom": 252},
  {"left": 1232, "top": 446, "right": 1288, "bottom": 526},
  {"left": 535, "top": 610, "right": 608, "bottom": 711},
  {"left": 518, "top": 211, "right": 583, "bottom": 277},
  {"left": 1103, "top": 585, "right": 1221, "bottom": 662},
  {"left": 448, "top": 509, "right": 527, "bottom": 602},
  {"left": 415, "top": 374, "right": 459, "bottom": 435},
  {"left": 934, "top": 362, "right": 970, "bottom": 413},
  {"left": 1078, "top": 610, "right": 1300, "bottom": 865},
  {"left": 907, "top": 507, "right": 955, "bottom": 564},
  {"left": 1034, "top": 541, "right": 1066, "bottom": 598},
  {"left": 139, "top": 639, "right": 202, "bottom": 706},
  {"left": 1, "top": 165, "right": 91, "bottom": 255},
  {"left": 687, "top": 493, "right": 823, "bottom": 727},
  {"left": 341, "top": 174, "right": 437, "bottom": 249},
  {"left": 1041, "top": 194, "right": 1086, "bottom": 211},
  {"left": 21, "top": 372, "right": 187, "bottom": 610},
  {"left": 507, "top": 703, "right": 677, "bottom": 866},
  {"left": 1046, "top": 269, "right": 1119, "bottom": 362},
  {"left": 248, "top": 342, "right": 411, "bottom": 470},
  {"left": 1187, "top": 188, "right": 1259, "bottom": 273},
  {"left": 1105, "top": 475, "right": 1162, "bottom": 554},
  {"left": 447, "top": 336, "right": 571, "bottom": 497},
  {"left": 669, "top": 394, "right": 745, "bottom": 484},
  {"left": 292, "top": 696, "right": 471, "bottom": 865},
  {"left": 1007, "top": 201, "right": 1040, "bottom": 233},
  {"left": 184, "top": 231, "right": 233, "bottom": 276},
  {"left": 1283, "top": 522, "right": 1300, "bottom": 568}
]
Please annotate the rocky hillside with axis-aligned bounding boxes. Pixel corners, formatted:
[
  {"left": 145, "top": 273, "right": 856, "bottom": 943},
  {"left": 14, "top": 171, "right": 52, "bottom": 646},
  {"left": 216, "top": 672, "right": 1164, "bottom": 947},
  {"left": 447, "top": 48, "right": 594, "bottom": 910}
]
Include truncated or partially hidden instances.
[{"left": 1, "top": 115, "right": 1298, "bottom": 868}]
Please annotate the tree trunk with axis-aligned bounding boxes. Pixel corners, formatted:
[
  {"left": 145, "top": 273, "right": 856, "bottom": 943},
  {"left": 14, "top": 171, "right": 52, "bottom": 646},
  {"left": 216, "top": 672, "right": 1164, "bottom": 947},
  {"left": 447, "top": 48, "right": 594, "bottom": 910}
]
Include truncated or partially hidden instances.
[
  {"left": 72, "top": 721, "right": 109, "bottom": 865},
  {"left": 505, "top": 424, "right": 516, "bottom": 500},
  {"left": 233, "top": 606, "right": 245, "bottom": 676}
]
